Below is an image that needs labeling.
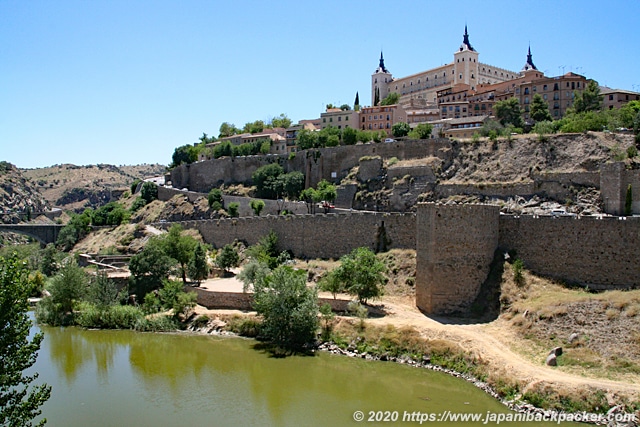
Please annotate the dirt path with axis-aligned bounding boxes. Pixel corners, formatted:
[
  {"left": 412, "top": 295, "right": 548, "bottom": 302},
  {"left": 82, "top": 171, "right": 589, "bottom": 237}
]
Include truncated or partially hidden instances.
[{"left": 369, "top": 298, "right": 640, "bottom": 397}]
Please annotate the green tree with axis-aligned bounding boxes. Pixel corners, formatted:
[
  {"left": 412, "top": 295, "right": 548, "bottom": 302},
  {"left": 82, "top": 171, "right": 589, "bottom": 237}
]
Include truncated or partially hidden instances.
[
  {"left": 391, "top": 122, "right": 410, "bottom": 138},
  {"left": 494, "top": 97, "right": 524, "bottom": 128},
  {"left": 252, "top": 163, "right": 284, "bottom": 199},
  {"left": 92, "top": 201, "right": 129, "bottom": 226},
  {"left": 0, "top": 255, "right": 51, "bottom": 426},
  {"left": 318, "top": 127, "right": 340, "bottom": 148},
  {"left": 380, "top": 92, "right": 400, "bottom": 106},
  {"left": 318, "top": 270, "right": 344, "bottom": 299},
  {"left": 243, "top": 120, "right": 265, "bottom": 134},
  {"left": 207, "top": 188, "right": 224, "bottom": 210},
  {"left": 128, "top": 237, "right": 175, "bottom": 299},
  {"left": 245, "top": 231, "right": 281, "bottom": 269},
  {"left": 374, "top": 87, "right": 380, "bottom": 106},
  {"left": 219, "top": 122, "right": 240, "bottom": 138},
  {"left": 188, "top": 243, "right": 209, "bottom": 284},
  {"left": 215, "top": 244, "right": 240, "bottom": 273},
  {"left": 339, "top": 104, "right": 351, "bottom": 111},
  {"left": 354, "top": 91, "right": 360, "bottom": 111},
  {"left": 250, "top": 199, "right": 265, "bottom": 216},
  {"left": 140, "top": 182, "right": 158, "bottom": 204},
  {"left": 296, "top": 128, "right": 319, "bottom": 150},
  {"left": 252, "top": 266, "right": 319, "bottom": 350},
  {"left": 408, "top": 123, "right": 434, "bottom": 140},
  {"left": 87, "top": 272, "right": 121, "bottom": 308},
  {"left": 530, "top": 93, "right": 552, "bottom": 122},
  {"left": 163, "top": 225, "right": 198, "bottom": 284},
  {"left": 342, "top": 127, "right": 358, "bottom": 145},
  {"left": 158, "top": 279, "right": 196, "bottom": 319},
  {"left": 130, "top": 179, "right": 142, "bottom": 194},
  {"left": 573, "top": 79, "right": 603, "bottom": 113},
  {"left": 316, "top": 179, "right": 337, "bottom": 204},
  {"left": 269, "top": 113, "right": 292, "bottom": 129},
  {"left": 39, "top": 259, "right": 88, "bottom": 324},
  {"left": 213, "top": 141, "right": 233, "bottom": 158},
  {"left": 300, "top": 188, "right": 320, "bottom": 214},
  {"left": 227, "top": 202, "right": 239, "bottom": 217},
  {"left": 40, "top": 243, "right": 59, "bottom": 277},
  {"left": 56, "top": 210, "right": 92, "bottom": 251},
  {"left": 625, "top": 184, "right": 633, "bottom": 216},
  {"left": 170, "top": 144, "right": 197, "bottom": 168},
  {"left": 237, "top": 259, "right": 270, "bottom": 293},
  {"left": 333, "top": 247, "right": 387, "bottom": 304}
]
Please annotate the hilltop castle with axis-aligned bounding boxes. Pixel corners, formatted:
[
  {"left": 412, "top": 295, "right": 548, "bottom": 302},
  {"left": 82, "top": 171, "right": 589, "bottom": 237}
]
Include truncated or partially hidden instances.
[{"left": 371, "top": 26, "right": 524, "bottom": 107}]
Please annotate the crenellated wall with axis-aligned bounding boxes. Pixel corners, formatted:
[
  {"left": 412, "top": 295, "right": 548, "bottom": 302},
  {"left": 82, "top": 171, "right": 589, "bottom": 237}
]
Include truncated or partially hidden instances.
[{"left": 170, "top": 212, "right": 416, "bottom": 260}]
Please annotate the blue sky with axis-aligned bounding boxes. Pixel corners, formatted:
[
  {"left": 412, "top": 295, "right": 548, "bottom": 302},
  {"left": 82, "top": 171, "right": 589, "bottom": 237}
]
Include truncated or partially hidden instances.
[{"left": 1, "top": 0, "right": 638, "bottom": 169}]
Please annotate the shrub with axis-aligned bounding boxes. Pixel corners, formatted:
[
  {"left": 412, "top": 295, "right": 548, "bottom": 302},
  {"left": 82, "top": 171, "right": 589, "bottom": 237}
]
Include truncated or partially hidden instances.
[
  {"left": 227, "top": 202, "right": 239, "bottom": 217},
  {"left": 130, "top": 196, "right": 147, "bottom": 213},
  {"left": 512, "top": 259, "right": 525, "bottom": 287},
  {"left": 207, "top": 188, "right": 224, "bottom": 209},
  {"left": 250, "top": 199, "right": 265, "bottom": 216},
  {"left": 140, "top": 182, "right": 158, "bottom": 203}
]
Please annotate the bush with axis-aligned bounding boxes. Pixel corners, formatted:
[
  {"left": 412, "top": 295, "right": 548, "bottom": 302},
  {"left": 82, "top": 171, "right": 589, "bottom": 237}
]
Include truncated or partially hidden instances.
[
  {"left": 208, "top": 188, "right": 224, "bottom": 209},
  {"left": 512, "top": 259, "right": 525, "bottom": 287},
  {"left": 215, "top": 244, "right": 239, "bottom": 272},
  {"left": 130, "top": 196, "right": 147, "bottom": 213},
  {"left": 140, "top": 182, "right": 158, "bottom": 204},
  {"left": 252, "top": 266, "right": 319, "bottom": 350},
  {"left": 134, "top": 315, "right": 180, "bottom": 332},
  {"left": 227, "top": 202, "right": 239, "bottom": 217},
  {"left": 250, "top": 199, "right": 265, "bottom": 216},
  {"left": 76, "top": 303, "right": 143, "bottom": 329}
]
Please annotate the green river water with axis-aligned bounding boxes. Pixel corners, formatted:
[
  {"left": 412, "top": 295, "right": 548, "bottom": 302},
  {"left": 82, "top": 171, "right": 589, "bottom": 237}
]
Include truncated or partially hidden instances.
[{"left": 31, "top": 322, "right": 586, "bottom": 426}]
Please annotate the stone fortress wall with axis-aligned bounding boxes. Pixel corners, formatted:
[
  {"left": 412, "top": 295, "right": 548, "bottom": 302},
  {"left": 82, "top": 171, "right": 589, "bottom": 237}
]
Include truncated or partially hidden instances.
[
  {"left": 168, "top": 212, "right": 416, "bottom": 260},
  {"left": 166, "top": 137, "right": 639, "bottom": 315},
  {"left": 170, "top": 139, "right": 451, "bottom": 193},
  {"left": 170, "top": 204, "right": 639, "bottom": 315}
]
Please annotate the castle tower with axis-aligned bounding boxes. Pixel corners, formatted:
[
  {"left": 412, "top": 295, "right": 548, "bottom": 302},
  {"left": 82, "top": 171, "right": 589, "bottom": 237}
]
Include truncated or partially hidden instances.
[
  {"left": 453, "top": 26, "right": 480, "bottom": 89},
  {"left": 371, "top": 51, "right": 392, "bottom": 106}
]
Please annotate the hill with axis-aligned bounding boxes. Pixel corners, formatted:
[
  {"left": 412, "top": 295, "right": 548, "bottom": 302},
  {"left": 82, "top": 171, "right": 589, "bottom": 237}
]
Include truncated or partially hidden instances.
[
  {"left": 0, "top": 161, "right": 50, "bottom": 224},
  {"left": 22, "top": 163, "right": 166, "bottom": 212}
]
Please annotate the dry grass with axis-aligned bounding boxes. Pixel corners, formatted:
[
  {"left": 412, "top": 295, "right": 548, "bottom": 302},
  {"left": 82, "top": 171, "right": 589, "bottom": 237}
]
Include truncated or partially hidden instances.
[{"left": 501, "top": 263, "right": 640, "bottom": 381}]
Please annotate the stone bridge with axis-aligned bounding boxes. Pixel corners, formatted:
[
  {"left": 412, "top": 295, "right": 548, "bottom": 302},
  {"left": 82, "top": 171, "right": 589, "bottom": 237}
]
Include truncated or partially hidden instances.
[{"left": 0, "top": 224, "right": 64, "bottom": 245}]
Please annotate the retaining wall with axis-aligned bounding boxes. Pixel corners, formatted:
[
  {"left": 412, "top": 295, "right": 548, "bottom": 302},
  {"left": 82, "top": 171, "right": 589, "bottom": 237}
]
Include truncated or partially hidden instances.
[
  {"left": 175, "top": 212, "right": 416, "bottom": 260},
  {"left": 499, "top": 215, "right": 640, "bottom": 290}
]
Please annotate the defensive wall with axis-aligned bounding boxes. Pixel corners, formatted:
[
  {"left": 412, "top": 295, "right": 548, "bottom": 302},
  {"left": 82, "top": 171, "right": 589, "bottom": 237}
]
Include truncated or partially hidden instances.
[
  {"left": 169, "top": 139, "right": 451, "bottom": 193},
  {"left": 415, "top": 203, "right": 640, "bottom": 315},
  {"left": 170, "top": 205, "right": 640, "bottom": 315},
  {"left": 157, "top": 186, "right": 308, "bottom": 217},
  {"left": 600, "top": 163, "right": 640, "bottom": 215},
  {"left": 163, "top": 212, "right": 417, "bottom": 260}
]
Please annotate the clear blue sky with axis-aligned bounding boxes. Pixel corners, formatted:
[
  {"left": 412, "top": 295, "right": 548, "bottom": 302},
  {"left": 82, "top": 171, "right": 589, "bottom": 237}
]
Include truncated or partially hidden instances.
[{"left": 2, "top": 0, "right": 638, "bottom": 168}]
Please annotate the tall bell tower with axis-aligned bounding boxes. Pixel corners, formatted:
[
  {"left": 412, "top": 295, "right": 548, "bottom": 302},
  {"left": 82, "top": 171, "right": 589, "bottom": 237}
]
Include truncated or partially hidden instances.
[
  {"left": 371, "top": 51, "right": 392, "bottom": 106},
  {"left": 453, "top": 26, "right": 480, "bottom": 89}
]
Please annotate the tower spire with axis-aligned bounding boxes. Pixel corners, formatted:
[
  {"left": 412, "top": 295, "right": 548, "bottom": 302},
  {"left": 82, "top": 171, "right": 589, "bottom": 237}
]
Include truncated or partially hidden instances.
[
  {"left": 375, "top": 50, "right": 389, "bottom": 73},
  {"left": 521, "top": 44, "right": 538, "bottom": 72},
  {"left": 460, "top": 25, "right": 475, "bottom": 52}
]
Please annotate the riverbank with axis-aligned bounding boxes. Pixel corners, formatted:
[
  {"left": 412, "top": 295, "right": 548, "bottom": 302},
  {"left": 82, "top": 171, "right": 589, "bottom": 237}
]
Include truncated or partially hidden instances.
[{"left": 185, "top": 305, "right": 639, "bottom": 426}]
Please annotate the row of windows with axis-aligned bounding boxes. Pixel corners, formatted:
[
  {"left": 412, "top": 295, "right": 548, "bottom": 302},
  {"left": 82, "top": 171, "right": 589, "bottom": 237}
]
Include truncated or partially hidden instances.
[
  {"left": 362, "top": 123, "right": 391, "bottom": 130},
  {"left": 362, "top": 114, "right": 391, "bottom": 122},
  {"left": 322, "top": 116, "right": 351, "bottom": 123}
]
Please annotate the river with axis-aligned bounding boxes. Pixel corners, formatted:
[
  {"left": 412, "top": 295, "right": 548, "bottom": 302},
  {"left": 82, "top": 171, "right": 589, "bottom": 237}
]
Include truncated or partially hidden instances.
[{"left": 30, "top": 322, "right": 584, "bottom": 426}]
